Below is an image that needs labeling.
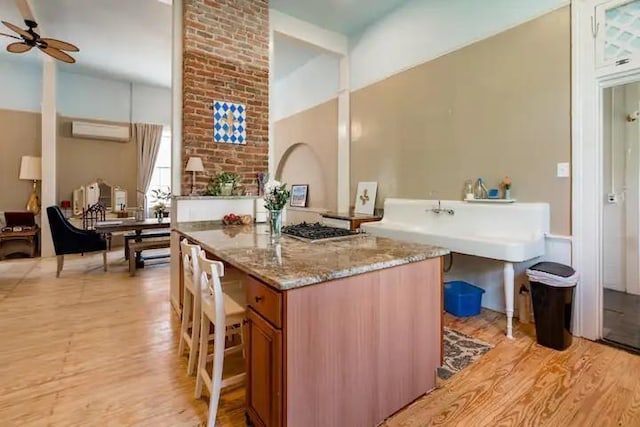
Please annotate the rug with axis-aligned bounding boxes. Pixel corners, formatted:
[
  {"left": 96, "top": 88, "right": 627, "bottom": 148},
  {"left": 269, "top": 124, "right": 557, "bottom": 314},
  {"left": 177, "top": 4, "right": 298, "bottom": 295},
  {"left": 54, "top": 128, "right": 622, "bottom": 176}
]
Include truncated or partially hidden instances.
[{"left": 437, "top": 328, "right": 493, "bottom": 380}]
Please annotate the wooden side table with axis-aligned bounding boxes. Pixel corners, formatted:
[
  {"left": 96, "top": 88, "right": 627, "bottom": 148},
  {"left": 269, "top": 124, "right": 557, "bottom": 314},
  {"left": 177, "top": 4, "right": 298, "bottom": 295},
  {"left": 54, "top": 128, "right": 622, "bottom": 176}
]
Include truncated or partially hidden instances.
[{"left": 0, "top": 227, "right": 40, "bottom": 260}]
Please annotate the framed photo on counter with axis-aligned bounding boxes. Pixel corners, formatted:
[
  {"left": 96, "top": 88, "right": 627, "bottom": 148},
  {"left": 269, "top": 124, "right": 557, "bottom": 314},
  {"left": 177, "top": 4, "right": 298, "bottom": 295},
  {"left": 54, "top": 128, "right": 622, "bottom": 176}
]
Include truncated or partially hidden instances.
[
  {"left": 290, "top": 185, "right": 309, "bottom": 208},
  {"left": 354, "top": 181, "right": 378, "bottom": 215}
]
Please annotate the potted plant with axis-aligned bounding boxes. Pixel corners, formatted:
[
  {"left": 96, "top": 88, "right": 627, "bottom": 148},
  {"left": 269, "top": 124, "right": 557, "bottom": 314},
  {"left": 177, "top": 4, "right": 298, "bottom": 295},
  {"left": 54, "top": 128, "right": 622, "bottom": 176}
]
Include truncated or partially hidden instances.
[
  {"left": 263, "top": 180, "right": 290, "bottom": 240},
  {"left": 206, "top": 171, "right": 240, "bottom": 196},
  {"left": 150, "top": 188, "right": 171, "bottom": 222}
]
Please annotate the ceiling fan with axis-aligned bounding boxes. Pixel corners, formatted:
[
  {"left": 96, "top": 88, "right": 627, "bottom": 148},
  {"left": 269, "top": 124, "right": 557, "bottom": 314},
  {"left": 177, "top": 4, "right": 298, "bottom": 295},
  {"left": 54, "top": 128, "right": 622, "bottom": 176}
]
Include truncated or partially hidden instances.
[{"left": 0, "top": 19, "right": 79, "bottom": 63}]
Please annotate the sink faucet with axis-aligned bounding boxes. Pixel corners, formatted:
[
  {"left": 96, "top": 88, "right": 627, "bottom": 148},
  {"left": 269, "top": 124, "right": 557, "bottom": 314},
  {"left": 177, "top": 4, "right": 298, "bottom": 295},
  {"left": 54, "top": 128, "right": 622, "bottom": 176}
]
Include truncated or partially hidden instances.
[{"left": 428, "top": 200, "right": 455, "bottom": 216}]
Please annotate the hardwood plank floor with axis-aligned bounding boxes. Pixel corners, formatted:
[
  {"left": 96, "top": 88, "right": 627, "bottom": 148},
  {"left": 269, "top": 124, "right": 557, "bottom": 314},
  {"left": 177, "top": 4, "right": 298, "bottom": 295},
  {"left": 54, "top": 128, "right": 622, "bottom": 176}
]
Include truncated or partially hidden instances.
[{"left": 1, "top": 253, "right": 639, "bottom": 426}]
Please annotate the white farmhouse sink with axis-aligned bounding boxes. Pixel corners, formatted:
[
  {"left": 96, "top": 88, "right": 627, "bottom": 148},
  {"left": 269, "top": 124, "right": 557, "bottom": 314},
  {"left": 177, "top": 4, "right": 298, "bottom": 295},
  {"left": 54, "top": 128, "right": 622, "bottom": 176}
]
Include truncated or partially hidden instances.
[{"left": 362, "top": 198, "right": 550, "bottom": 338}]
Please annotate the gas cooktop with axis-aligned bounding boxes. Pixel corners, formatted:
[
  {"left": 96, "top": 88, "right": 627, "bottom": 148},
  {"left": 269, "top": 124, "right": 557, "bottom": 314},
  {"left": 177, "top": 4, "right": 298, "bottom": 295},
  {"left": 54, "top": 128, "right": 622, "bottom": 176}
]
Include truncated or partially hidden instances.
[{"left": 282, "top": 222, "right": 359, "bottom": 242}]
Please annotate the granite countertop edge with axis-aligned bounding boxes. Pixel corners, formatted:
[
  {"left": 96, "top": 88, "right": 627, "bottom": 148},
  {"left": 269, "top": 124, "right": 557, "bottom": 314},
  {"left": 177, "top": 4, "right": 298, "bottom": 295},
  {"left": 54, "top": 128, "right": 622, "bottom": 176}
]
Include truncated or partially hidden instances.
[
  {"left": 173, "top": 221, "right": 449, "bottom": 291},
  {"left": 259, "top": 251, "right": 448, "bottom": 290}
]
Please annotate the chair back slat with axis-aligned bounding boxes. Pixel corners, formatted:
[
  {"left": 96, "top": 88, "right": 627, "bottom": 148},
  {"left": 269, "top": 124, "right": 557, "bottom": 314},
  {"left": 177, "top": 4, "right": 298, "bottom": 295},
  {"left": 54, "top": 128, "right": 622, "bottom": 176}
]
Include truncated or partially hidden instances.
[
  {"left": 180, "top": 239, "right": 201, "bottom": 286},
  {"left": 82, "top": 202, "right": 106, "bottom": 230},
  {"left": 198, "top": 251, "right": 226, "bottom": 328}
]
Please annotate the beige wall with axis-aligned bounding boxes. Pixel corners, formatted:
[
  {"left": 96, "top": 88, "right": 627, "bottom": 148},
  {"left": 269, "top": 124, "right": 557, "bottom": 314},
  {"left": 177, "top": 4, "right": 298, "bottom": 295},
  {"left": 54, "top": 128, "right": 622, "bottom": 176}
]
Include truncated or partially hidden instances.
[
  {"left": 274, "top": 99, "right": 339, "bottom": 213},
  {"left": 0, "top": 109, "right": 41, "bottom": 211},
  {"left": 351, "top": 7, "right": 571, "bottom": 234},
  {"left": 57, "top": 116, "right": 137, "bottom": 205}
]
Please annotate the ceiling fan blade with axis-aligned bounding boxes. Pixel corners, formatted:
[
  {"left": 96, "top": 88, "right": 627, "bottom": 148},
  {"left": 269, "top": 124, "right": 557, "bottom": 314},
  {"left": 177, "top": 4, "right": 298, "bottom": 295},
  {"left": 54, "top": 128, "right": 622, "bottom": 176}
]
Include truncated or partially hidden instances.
[
  {"left": 38, "top": 45, "right": 75, "bottom": 64},
  {"left": 1, "top": 20, "right": 34, "bottom": 41},
  {"left": 40, "top": 38, "right": 79, "bottom": 52},
  {"left": 7, "top": 42, "right": 33, "bottom": 53},
  {"left": 0, "top": 32, "right": 21, "bottom": 40}
]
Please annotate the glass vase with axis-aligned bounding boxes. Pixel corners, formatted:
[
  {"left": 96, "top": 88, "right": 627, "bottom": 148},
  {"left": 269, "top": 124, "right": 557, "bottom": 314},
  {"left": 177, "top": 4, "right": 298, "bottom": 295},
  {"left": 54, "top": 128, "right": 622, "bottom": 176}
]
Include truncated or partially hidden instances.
[{"left": 269, "top": 209, "right": 283, "bottom": 241}]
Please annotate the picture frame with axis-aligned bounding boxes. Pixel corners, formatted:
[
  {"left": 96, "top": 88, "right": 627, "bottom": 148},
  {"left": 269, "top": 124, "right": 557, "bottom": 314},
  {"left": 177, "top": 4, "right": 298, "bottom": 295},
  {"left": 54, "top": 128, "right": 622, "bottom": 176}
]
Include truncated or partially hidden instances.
[
  {"left": 354, "top": 182, "right": 378, "bottom": 215},
  {"left": 290, "top": 185, "right": 309, "bottom": 208}
]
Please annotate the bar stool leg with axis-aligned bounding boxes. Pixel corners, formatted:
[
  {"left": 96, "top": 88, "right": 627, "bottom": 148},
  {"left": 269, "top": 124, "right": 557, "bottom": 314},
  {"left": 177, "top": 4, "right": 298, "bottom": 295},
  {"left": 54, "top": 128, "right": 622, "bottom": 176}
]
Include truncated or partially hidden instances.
[
  {"left": 187, "top": 295, "right": 202, "bottom": 376},
  {"left": 178, "top": 290, "right": 192, "bottom": 356},
  {"left": 195, "top": 310, "right": 209, "bottom": 399}
]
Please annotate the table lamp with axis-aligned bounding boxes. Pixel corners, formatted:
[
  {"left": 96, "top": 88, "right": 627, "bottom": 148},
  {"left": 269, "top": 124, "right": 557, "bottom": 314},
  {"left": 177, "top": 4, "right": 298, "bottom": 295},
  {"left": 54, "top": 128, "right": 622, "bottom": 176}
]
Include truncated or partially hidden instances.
[
  {"left": 185, "top": 157, "right": 205, "bottom": 195},
  {"left": 19, "top": 156, "right": 42, "bottom": 215}
]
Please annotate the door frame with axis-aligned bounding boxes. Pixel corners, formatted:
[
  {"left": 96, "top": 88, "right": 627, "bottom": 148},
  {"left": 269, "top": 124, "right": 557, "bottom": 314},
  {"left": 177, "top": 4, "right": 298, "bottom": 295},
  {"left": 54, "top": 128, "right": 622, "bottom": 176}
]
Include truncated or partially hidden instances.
[{"left": 573, "top": 0, "right": 640, "bottom": 340}]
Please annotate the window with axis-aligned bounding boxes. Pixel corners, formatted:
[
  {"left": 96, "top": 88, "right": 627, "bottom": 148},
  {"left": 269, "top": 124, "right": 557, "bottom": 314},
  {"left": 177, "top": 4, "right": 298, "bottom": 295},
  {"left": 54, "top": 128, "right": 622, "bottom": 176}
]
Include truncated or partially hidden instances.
[{"left": 146, "top": 127, "right": 172, "bottom": 205}]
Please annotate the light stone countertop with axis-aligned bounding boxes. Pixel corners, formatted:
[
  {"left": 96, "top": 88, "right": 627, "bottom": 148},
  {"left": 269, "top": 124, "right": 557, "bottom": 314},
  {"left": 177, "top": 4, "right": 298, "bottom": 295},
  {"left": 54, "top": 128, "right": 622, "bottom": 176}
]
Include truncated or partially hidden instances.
[{"left": 174, "top": 221, "right": 449, "bottom": 291}]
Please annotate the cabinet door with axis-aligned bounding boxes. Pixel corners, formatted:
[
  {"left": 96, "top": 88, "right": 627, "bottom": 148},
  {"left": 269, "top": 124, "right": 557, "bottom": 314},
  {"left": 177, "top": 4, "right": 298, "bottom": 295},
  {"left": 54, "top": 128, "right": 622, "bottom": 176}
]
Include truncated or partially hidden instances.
[
  {"left": 245, "top": 308, "right": 282, "bottom": 427},
  {"left": 596, "top": 0, "right": 640, "bottom": 70}
]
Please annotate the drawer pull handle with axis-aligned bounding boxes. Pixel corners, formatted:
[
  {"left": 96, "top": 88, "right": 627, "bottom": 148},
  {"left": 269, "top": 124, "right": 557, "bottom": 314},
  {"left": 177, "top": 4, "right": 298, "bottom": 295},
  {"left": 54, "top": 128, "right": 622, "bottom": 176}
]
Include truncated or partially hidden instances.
[{"left": 255, "top": 296, "right": 264, "bottom": 303}]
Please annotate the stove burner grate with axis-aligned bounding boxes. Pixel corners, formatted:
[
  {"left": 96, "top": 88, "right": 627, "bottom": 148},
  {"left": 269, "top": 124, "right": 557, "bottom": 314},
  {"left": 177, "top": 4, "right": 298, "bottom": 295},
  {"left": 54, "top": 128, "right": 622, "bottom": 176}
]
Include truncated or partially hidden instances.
[{"left": 282, "top": 222, "right": 357, "bottom": 241}]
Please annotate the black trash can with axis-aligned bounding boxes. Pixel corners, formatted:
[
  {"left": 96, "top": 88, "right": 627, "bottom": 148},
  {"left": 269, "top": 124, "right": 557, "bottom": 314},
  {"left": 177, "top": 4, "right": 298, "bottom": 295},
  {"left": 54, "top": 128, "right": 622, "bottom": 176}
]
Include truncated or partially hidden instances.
[{"left": 526, "top": 262, "right": 579, "bottom": 351}]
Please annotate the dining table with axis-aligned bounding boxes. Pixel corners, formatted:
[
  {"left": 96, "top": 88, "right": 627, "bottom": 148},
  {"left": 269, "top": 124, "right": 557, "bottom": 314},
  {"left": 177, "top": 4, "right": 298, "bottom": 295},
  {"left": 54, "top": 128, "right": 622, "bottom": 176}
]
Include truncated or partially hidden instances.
[{"left": 95, "top": 218, "right": 170, "bottom": 268}]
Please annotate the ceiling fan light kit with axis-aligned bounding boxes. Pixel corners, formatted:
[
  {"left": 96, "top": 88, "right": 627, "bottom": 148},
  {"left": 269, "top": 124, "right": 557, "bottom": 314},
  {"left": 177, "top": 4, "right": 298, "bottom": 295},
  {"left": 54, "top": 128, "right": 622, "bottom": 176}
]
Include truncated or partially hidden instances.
[{"left": 1, "top": 19, "right": 79, "bottom": 63}]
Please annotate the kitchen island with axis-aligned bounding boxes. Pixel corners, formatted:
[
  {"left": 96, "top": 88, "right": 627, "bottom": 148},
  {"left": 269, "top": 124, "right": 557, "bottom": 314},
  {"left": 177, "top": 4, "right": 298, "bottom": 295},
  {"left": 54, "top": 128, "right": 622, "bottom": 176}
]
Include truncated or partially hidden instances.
[{"left": 171, "top": 221, "right": 448, "bottom": 427}]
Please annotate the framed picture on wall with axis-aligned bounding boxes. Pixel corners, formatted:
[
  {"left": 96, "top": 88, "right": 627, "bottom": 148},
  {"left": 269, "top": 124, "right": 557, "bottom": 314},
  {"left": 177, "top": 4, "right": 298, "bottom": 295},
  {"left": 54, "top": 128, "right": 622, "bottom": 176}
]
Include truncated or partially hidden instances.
[
  {"left": 290, "top": 185, "right": 309, "bottom": 208},
  {"left": 354, "top": 182, "right": 378, "bottom": 215}
]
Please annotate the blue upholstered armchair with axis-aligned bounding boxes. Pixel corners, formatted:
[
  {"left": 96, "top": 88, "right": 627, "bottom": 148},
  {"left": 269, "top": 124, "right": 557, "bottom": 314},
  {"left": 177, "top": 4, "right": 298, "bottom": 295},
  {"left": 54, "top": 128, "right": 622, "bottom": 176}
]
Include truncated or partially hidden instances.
[{"left": 46, "top": 206, "right": 107, "bottom": 277}]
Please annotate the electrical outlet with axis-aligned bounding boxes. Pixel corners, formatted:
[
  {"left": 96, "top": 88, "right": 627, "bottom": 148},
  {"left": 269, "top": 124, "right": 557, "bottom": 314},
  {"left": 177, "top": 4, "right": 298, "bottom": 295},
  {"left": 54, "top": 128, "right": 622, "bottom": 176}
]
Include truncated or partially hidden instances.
[{"left": 557, "top": 162, "right": 570, "bottom": 178}]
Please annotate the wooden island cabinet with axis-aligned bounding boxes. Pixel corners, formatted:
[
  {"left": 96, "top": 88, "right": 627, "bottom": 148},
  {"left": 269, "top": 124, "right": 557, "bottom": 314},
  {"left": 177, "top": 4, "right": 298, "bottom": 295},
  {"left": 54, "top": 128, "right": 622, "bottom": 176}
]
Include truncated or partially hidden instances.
[
  {"left": 243, "top": 259, "right": 442, "bottom": 427},
  {"left": 171, "top": 222, "right": 447, "bottom": 427}
]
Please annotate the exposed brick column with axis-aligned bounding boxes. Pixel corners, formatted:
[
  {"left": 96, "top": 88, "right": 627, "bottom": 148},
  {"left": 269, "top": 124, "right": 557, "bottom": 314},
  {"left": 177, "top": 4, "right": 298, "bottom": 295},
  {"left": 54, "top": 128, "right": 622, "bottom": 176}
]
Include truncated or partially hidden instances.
[{"left": 182, "top": 0, "right": 269, "bottom": 195}]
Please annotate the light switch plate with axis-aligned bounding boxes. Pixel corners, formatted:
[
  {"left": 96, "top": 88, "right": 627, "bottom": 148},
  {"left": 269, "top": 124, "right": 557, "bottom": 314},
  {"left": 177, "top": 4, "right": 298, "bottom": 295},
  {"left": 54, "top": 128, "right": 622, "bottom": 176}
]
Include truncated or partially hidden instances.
[{"left": 557, "top": 162, "right": 570, "bottom": 178}]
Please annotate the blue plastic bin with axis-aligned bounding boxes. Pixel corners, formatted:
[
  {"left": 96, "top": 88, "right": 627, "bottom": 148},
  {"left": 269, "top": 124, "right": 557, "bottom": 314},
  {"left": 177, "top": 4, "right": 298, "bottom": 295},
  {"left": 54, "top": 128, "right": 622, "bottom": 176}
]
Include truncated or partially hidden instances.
[{"left": 444, "top": 281, "right": 485, "bottom": 317}]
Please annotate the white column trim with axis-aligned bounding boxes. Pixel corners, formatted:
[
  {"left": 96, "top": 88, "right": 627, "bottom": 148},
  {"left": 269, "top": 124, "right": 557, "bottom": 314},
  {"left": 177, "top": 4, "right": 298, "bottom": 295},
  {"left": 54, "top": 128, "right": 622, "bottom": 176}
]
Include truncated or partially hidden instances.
[
  {"left": 337, "top": 56, "right": 350, "bottom": 212},
  {"left": 268, "top": 25, "right": 275, "bottom": 175},
  {"left": 41, "top": 58, "right": 56, "bottom": 257},
  {"left": 171, "top": 0, "right": 183, "bottom": 196}
]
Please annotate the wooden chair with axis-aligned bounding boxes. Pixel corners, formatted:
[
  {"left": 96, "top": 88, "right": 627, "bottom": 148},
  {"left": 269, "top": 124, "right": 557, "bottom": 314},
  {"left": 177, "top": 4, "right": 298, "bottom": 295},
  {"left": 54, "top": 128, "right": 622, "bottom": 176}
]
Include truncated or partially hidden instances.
[
  {"left": 82, "top": 202, "right": 112, "bottom": 250},
  {"left": 195, "top": 251, "right": 246, "bottom": 427},
  {"left": 178, "top": 239, "right": 202, "bottom": 376}
]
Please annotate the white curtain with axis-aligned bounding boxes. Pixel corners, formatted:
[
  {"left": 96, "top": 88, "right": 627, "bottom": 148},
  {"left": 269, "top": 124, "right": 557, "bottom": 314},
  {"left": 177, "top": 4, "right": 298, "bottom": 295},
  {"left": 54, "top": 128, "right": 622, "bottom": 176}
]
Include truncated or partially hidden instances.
[{"left": 134, "top": 123, "right": 164, "bottom": 208}]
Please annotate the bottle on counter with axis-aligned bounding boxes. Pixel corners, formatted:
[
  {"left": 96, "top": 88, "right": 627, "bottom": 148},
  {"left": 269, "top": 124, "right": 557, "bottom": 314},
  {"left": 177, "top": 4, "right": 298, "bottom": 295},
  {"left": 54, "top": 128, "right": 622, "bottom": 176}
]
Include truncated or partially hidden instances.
[
  {"left": 463, "top": 180, "right": 474, "bottom": 200},
  {"left": 474, "top": 178, "right": 488, "bottom": 200}
]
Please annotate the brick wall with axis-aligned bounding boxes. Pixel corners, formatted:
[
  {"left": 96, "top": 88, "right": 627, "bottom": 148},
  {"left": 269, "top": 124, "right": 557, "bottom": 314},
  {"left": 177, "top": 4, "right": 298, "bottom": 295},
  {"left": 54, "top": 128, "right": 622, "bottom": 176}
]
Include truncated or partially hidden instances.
[{"left": 182, "top": 0, "right": 269, "bottom": 195}]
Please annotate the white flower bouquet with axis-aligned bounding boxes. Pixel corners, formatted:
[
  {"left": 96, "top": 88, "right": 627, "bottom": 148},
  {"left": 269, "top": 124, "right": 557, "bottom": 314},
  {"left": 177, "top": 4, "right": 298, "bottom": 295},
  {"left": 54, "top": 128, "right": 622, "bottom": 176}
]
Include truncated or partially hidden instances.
[{"left": 263, "top": 180, "right": 290, "bottom": 211}]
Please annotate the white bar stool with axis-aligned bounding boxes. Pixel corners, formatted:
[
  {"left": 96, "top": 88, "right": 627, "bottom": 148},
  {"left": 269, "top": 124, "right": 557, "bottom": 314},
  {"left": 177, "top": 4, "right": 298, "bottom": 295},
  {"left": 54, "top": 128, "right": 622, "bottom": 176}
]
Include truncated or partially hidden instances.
[
  {"left": 178, "top": 239, "right": 202, "bottom": 375},
  {"left": 196, "top": 251, "right": 246, "bottom": 426}
]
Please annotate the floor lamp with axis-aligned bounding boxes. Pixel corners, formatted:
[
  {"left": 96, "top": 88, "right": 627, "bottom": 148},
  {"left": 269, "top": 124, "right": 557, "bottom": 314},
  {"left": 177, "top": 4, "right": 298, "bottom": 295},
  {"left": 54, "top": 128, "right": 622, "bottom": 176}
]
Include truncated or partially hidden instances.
[
  {"left": 19, "top": 156, "right": 42, "bottom": 215},
  {"left": 185, "top": 157, "right": 204, "bottom": 195}
]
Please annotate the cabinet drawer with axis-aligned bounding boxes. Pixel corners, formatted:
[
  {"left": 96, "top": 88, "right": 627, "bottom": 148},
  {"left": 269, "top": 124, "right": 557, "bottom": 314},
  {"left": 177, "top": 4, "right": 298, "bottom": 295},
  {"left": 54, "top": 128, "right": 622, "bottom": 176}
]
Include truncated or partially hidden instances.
[{"left": 247, "top": 276, "right": 282, "bottom": 328}]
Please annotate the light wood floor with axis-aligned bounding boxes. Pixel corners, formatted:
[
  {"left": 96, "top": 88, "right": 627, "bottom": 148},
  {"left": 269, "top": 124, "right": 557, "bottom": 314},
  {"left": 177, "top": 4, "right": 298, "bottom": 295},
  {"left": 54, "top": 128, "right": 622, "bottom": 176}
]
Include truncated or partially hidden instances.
[{"left": 1, "top": 253, "right": 639, "bottom": 426}]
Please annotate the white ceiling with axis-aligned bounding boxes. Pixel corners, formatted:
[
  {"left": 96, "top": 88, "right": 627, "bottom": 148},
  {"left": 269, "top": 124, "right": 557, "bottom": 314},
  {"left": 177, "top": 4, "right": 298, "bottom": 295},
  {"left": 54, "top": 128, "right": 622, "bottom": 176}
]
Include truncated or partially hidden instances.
[
  {"left": 0, "top": 0, "right": 408, "bottom": 87},
  {"left": 270, "top": 0, "right": 410, "bottom": 36},
  {"left": 0, "top": 0, "right": 171, "bottom": 87}
]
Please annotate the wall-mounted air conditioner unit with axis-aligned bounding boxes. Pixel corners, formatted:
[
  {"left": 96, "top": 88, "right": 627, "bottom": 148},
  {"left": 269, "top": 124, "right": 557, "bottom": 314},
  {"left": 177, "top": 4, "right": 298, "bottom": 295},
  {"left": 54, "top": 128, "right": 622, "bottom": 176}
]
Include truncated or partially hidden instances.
[{"left": 71, "top": 121, "right": 130, "bottom": 142}]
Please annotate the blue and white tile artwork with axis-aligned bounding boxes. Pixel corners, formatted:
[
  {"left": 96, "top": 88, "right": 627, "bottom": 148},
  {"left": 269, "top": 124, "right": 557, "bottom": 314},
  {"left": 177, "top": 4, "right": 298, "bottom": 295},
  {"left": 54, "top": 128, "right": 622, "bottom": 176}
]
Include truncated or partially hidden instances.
[{"left": 213, "top": 100, "right": 246, "bottom": 144}]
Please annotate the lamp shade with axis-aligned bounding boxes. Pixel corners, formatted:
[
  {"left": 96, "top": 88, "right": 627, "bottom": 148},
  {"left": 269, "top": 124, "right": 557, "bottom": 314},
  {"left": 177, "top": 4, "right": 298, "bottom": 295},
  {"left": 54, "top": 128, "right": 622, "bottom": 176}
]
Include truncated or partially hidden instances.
[
  {"left": 185, "top": 156, "right": 205, "bottom": 172},
  {"left": 19, "top": 156, "right": 42, "bottom": 181}
]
